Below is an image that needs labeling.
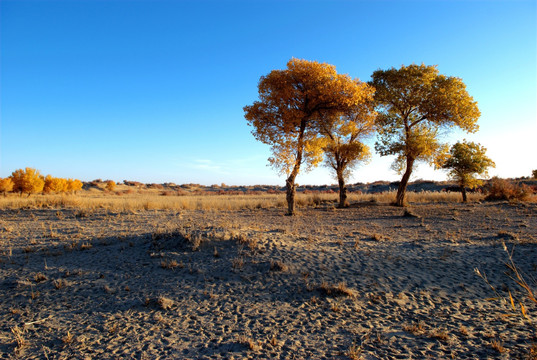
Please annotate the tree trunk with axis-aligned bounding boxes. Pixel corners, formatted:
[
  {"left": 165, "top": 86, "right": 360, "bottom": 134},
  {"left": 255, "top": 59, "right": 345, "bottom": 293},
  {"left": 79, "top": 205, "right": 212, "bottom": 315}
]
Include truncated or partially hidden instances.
[
  {"left": 337, "top": 175, "right": 347, "bottom": 208},
  {"left": 395, "top": 157, "right": 414, "bottom": 207},
  {"left": 286, "top": 175, "right": 297, "bottom": 216},
  {"left": 285, "top": 120, "right": 307, "bottom": 216},
  {"left": 461, "top": 186, "right": 468, "bottom": 203}
]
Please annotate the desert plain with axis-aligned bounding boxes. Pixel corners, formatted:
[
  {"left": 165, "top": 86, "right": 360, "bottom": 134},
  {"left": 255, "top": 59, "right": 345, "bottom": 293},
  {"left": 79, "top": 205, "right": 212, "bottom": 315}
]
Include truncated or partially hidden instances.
[{"left": 1, "top": 193, "right": 536, "bottom": 359}]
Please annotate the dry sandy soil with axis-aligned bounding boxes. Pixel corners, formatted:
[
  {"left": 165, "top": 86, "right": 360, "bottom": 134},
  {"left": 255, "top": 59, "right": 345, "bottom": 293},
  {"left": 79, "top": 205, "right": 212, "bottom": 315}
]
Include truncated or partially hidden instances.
[{"left": 1, "top": 201, "right": 536, "bottom": 359}]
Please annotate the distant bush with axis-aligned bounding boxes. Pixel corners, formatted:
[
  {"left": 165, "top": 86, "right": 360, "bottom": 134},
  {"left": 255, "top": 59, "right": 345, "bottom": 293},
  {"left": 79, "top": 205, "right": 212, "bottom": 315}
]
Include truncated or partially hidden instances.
[
  {"left": 105, "top": 180, "right": 116, "bottom": 192},
  {"left": 485, "top": 177, "right": 532, "bottom": 201},
  {"left": 532, "top": 169, "right": 537, "bottom": 179}
]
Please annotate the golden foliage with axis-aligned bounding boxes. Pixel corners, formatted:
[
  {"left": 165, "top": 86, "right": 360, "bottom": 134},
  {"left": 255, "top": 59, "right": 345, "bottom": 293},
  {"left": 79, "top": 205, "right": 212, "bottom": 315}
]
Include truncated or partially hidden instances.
[
  {"left": 44, "top": 175, "right": 68, "bottom": 194},
  {"left": 10, "top": 168, "right": 45, "bottom": 196},
  {"left": 244, "top": 58, "right": 372, "bottom": 176},
  {"left": 0, "top": 177, "right": 14, "bottom": 194},
  {"left": 67, "top": 179, "right": 83, "bottom": 193},
  {"left": 322, "top": 88, "right": 377, "bottom": 181},
  {"left": 370, "top": 64, "right": 480, "bottom": 205}
]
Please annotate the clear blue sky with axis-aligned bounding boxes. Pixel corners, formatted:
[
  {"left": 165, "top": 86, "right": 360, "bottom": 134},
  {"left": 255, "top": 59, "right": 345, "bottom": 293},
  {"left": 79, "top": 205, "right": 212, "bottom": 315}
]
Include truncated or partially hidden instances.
[{"left": 1, "top": 0, "right": 535, "bottom": 185}]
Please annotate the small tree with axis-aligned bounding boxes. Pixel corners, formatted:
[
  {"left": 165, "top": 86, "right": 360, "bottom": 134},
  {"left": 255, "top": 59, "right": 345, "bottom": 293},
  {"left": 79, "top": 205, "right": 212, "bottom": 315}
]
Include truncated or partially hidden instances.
[
  {"left": 442, "top": 140, "right": 495, "bottom": 202},
  {"left": 244, "top": 58, "right": 372, "bottom": 215},
  {"left": 532, "top": 170, "right": 537, "bottom": 179},
  {"left": 321, "top": 98, "right": 376, "bottom": 207},
  {"left": 0, "top": 177, "right": 14, "bottom": 196},
  {"left": 370, "top": 64, "right": 480, "bottom": 206},
  {"left": 10, "top": 168, "right": 45, "bottom": 196}
]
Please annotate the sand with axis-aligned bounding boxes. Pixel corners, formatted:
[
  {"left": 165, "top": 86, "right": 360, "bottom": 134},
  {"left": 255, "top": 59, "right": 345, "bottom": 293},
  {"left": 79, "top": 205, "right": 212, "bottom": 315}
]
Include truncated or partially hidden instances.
[{"left": 1, "top": 201, "right": 536, "bottom": 359}]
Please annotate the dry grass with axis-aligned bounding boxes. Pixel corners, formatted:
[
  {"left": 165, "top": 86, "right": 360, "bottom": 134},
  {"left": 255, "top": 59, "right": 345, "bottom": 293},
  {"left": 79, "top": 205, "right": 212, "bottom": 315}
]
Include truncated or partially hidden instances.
[
  {"left": 0, "top": 190, "right": 486, "bottom": 212},
  {"left": 157, "top": 296, "right": 174, "bottom": 310},
  {"left": 428, "top": 328, "right": 450, "bottom": 342},
  {"left": 237, "top": 335, "right": 260, "bottom": 351},
  {"left": 53, "top": 279, "right": 68, "bottom": 290},
  {"left": 11, "top": 326, "right": 27, "bottom": 354},
  {"left": 346, "top": 343, "right": 364, "bottom": 360},
  {"left": 489, "top": 339, "right": 506, "bottom": 353},
  {"left": 402, "top": 321, "right": 426, "bottom": 335},
  {"left": 160, "top": 258, "right": 180, "bottom": 269},
  {"left": 319, "top": 281, "right": 357, "bottom": 298}
]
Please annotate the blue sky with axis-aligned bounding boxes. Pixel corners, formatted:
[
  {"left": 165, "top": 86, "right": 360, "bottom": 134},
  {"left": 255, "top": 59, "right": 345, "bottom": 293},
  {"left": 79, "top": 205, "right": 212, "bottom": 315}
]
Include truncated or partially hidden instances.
[{"left": 1, "top": 0, "right": 535, "bottom": 185}]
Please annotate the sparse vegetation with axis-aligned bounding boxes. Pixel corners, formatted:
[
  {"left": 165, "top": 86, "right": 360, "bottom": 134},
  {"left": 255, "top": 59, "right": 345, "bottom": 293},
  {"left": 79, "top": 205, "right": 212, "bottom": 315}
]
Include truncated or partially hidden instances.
[{"left": 485, "top": 177, "right": 533, "bottom": 202}]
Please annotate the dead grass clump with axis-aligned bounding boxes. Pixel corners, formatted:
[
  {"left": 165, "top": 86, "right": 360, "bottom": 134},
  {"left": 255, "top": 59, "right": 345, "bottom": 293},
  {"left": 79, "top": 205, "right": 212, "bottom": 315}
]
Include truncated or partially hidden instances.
[
  {"left": 489, "top": 339, "right": 506, "bottom": 353},
  {"left": 402, "top": 321, "right": 426, "bottom": 335},
  {"left": 237, "top": 335, "right": 260, "bottom": 351},
  {"left": 232, "top": 256, "right": 244, "bottom": 270},
  {"left": 428, "top": 328, "right": 450, "bottom": 342},
  {"left": 270, "top": 260, "right": 289, "bottom": 272},
  {"left": 160, "top": 258, "right": 180, "bottom": 269},
  {"left": 268, "top": 334, "right": 280, "bottom": 348},
  {"left": 62, "top": 331, "right": 74, "bottom": 346},
  {"left": 80, "top": 242, "right": 92, "bottom": 250},
  {"left": 528, "top": 344, "right": 537, "bottom": 360},
  {"left": 11, "top": 326, "right": 27, "bottom": 354},
  {"left": 53, "top": 279, "right": 68, "bottom": 289},
  {"left": 157, "top": 296, "right": 174, "bottom": 310},
  {"left": 34, "top": 273, "right": 47, "bottom": 283},
  {"left": 346, "top": 343, "right": 363, "bottom": 360},
  {"left": 319, "top": 281, "right": 357, "bottom": 298},
  {"left": 371, "top": 233, "right": 386, "bottom": 242},
  {"left": 459, "top": 325, "right": 470, "bottom": 337}
]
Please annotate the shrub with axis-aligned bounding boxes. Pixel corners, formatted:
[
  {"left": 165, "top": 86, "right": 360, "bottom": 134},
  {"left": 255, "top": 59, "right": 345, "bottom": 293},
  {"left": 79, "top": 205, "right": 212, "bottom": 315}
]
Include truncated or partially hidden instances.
[
  {"left": 485, "top": 177, "right": 532, "bottom": 201},
  {"left": 532, "top": 169, "right": 537, "bottom": 179},
  {"left": 105, "top": 180, "right": 116, "bottom": 192}
]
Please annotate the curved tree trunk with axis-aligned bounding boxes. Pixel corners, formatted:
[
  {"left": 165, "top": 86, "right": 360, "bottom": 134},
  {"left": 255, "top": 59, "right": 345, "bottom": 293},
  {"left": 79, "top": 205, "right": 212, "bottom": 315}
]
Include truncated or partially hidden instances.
[
  {"left": 395, "top": 157, "right": 414, "bottom": 207},
  {"left": 285, "top": 121, "right": 306, "bottom": 216},
  {"left": 337, "top": 175, "right": 348, "bottom": 208}
]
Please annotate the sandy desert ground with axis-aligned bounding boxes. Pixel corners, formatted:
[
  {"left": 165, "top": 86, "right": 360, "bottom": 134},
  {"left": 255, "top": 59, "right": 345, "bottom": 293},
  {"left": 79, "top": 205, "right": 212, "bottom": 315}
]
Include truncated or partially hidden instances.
[{"left": 1, "top": 201, "right": 536, "bottom": 359}]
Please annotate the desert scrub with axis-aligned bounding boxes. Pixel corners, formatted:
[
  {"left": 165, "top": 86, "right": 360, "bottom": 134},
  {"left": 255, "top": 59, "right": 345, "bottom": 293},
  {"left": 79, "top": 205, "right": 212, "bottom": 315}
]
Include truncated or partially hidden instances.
[{"left": 485, "top": 178, "right": 533, "bottom": 202}]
